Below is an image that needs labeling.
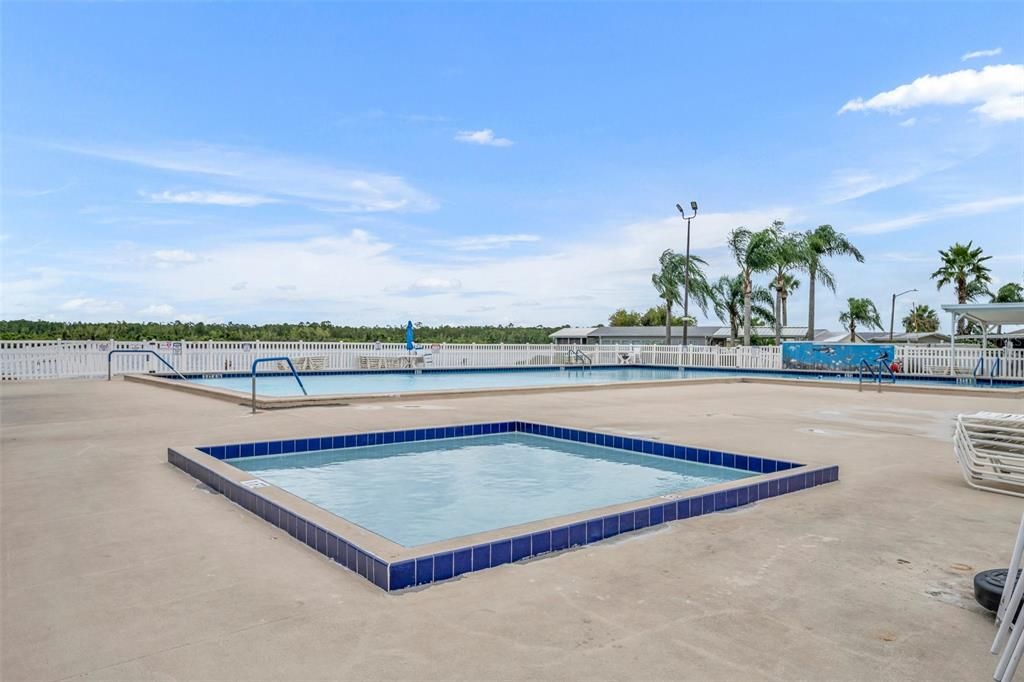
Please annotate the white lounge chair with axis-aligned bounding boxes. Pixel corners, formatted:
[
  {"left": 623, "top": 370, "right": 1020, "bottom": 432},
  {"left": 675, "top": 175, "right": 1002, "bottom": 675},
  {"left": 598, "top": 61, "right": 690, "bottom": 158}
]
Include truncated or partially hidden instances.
[{"left": 954, "top": 412, "right": 1024, "bottom": 499}]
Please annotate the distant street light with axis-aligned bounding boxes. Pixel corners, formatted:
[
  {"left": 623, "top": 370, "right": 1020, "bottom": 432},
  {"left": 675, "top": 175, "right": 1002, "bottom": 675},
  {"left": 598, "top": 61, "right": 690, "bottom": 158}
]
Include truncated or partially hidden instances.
[
  {"left": 890, "top": 288, "right": 918, "bottom": 341},
  {"left": 675, "top": 201, "right": 698, "bottom": 346}
]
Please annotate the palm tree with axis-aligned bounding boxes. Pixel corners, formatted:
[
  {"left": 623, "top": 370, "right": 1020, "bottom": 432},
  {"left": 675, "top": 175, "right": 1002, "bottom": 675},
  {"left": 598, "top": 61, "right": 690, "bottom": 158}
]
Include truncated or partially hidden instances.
[
  {"left": 802, "top": 225, "right": 864, "bottom": 339},
  {"left": 988, "top": 282, "right": 1023, "bottom": 335},
  {"left": 766, "top": 226, "right": 807, "bottom": 344},
  {"left": 710, "top": 274, "right": 775, "bottom": 342},
  {"left": 727, "top": 224, "right": 779, "bottom": 345},
  {"left": 902, "top": 304, "right": 939, "bottom": 333},
  {"left": 838, "top": 297, "right": 883, "bottom": 342},
  {"left": 779, "top": 273, "right": 800, "bottom": 326},
  {"left": 991, "top": 282, "right": 1024, "bottom": 303},
  {"left": 651, "top": 250, "right": 712, "bottom": 344},
  {"left": 930, "top": 241, "right": 993, "bottom": 334}
]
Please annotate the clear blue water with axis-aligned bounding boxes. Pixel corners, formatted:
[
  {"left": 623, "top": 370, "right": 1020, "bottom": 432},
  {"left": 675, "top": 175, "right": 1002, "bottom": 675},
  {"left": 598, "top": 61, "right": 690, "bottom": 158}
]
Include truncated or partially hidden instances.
[
  {"left": 197, "top": 366, "right": 689, "bottom": 396},
  {"left": 188, "top": 365, "right": 1022, "bottom": 396},
  {"left": 226, "top": 433, "right": 753, "bottom": 547}
]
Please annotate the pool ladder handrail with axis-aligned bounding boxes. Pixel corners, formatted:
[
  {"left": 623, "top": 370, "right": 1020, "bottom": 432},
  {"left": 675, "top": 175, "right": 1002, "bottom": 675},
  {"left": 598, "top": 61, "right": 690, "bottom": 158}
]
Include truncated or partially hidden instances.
[
  {"left": 858, "top": 358, "right": 895, "bottom": 393},
  {"left": 566, "top": 347, "right": 593, "bottom": 370},
  {"left": 974, "top": 356, "right": 1002, "bottom": 386},
  {"left": 251, "top": 356, "right": 308, "bottom": 413},
  {"left": 107, "top": 349, "right": 187, "bottom": 381}
]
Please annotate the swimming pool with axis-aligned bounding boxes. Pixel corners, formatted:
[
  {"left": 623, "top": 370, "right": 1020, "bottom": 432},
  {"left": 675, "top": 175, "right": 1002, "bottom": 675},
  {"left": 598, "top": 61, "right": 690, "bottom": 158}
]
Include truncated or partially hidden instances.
[
  {"left": 190, "top": 366, "right": 688, "bottom": 396},
  {"left": 169, "top": 420, "right": 840, "bottom": 591},
  {"left": 227, "top": 432, "right": 754, "bottom": 546},
  {"left": 179, "top": 365, "right": 1024, "bottom": 398}
]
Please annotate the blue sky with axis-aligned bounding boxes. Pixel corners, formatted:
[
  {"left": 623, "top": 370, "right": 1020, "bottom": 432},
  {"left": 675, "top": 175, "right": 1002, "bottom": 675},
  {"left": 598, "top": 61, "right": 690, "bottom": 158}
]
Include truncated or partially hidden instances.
[{"left": 2, "top": 3, "right": 1022, "bottom": 332}]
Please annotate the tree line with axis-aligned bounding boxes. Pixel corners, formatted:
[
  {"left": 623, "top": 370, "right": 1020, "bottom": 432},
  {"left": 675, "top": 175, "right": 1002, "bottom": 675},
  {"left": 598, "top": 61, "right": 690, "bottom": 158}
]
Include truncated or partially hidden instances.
[{"left": 0, "top": 320, "right": 564, "bottom": 344}]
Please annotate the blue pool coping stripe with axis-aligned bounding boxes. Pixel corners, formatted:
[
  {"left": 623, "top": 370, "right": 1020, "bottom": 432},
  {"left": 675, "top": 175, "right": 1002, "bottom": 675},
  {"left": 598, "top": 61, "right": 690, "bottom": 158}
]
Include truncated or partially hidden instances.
[
  {"left": 164, "top": 364, "right": 1024, "bottom": 388},
  {"left": 195, "top": 421, "right": 802, "bottom": 473},
  {"left": 170, "top": 420, "right": 839, "bottom": 592}
]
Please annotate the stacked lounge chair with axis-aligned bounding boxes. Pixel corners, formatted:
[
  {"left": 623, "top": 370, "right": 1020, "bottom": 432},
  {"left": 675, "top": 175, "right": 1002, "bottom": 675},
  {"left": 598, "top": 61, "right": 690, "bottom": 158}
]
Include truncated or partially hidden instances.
[{"left": 953, "top": 412, "right": 1024, "bottom": 499}]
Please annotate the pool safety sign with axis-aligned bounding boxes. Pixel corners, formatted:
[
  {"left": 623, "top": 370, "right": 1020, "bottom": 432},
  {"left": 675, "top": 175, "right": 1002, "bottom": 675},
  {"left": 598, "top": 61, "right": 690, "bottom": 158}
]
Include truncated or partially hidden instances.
[{"left": 782, "top": 342, "right": 895, "bottom": 372}]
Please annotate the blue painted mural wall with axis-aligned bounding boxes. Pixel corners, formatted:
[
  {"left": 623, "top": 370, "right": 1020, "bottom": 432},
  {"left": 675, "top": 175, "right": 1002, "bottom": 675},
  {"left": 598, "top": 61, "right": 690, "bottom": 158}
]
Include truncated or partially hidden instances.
[{"left": 781, "top": 342, "right": 895, "bottom": 372}]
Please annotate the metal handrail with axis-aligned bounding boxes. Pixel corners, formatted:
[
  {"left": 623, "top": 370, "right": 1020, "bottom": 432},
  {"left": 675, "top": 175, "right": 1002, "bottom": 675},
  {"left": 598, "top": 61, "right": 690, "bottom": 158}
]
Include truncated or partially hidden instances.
[
  {"left": 973, "top": 356, "right": 985, "bottom": 378},
  {"left": 879, "top": 359, "right": 896, "bottom": 383},
  {"left": 251, "top": 356, "right": 308, "bottom": 413},
  {"left": 858, "top": 359, "right": 877, "bottom": 392},
  {"left": 108, "top": 349, "right": 187, "bottom": 381},
  {"left": 566, "top": 347, "right": 592, "bottom": 370},
  {"left": 991, "top": 357, "right": 1002, "bottom": 386}
]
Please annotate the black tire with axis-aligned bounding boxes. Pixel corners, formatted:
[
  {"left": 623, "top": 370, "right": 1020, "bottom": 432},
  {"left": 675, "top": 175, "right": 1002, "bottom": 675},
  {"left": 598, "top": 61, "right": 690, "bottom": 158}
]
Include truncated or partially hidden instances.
[{"left": 975, "top": 568, "right": 1023, "bottom": 621}]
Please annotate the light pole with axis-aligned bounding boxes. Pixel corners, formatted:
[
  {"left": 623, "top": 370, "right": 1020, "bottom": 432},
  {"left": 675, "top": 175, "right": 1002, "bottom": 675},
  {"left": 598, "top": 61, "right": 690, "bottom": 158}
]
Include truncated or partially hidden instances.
[
  {"left": 675, "top": 201, "right": 698, "bottom": 345},
  {"left": 889, "top": 288, "right": 918, "bottom": 341}
]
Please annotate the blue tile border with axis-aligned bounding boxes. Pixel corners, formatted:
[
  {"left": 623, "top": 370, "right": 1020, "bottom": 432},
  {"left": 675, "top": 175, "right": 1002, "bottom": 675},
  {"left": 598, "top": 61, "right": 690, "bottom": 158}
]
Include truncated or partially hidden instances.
[{"left": 171, "top": 420, "right": 839, "bottom": 592}]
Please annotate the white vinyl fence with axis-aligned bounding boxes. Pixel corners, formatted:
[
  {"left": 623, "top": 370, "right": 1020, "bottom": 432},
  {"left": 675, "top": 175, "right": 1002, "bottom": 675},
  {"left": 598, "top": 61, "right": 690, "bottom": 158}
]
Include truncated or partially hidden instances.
[{"left": 1, "top": 339, "right": 1021, "bottom": 382}]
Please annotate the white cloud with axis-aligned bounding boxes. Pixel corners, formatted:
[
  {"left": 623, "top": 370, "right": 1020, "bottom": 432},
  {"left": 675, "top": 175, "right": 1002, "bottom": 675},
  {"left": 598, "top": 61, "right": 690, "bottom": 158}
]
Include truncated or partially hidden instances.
[
  {"left": 12, "top": 199, "right": 1013, "bottom": 329},
  {"left": 454, "top": 129, "right": 514, "bottom": 147},
  {"left": 151, "top": 249, "right": 200, "bottom": 267},
  {"left": 838, "top": 64, "right": 1024, "bottom": 122},
  {"left": 823, "top": 170, "right": 919, "bottom": 204},
  {"left": 820, "top": 157, "right": 963, "bottom": 204},
  {"left": 141, "top": 190, "right": 277, "bottom": 207},
  {"left": 899, "top": 117, "right": 917, "bottom": 127},
  {"left": 59, "top": 297, "right": 124, "bottom": 314},
  {"left": 440, "top": 234, "right": 541, "bottom": 251},
  {"left": 139, "top": 303, "right": 175, "bottom": 317},
  {"left": 962, "top": 47, "right": 1002, "bottom": 62},
  {"left": 57, "top": 142, "right": 438, "bottom": 213},
  {"left": 411, "top": 277, "right": 463, "bottom": 292},
  {"left": 850, "top": 194, "right": 1024, "bottom": 234}
]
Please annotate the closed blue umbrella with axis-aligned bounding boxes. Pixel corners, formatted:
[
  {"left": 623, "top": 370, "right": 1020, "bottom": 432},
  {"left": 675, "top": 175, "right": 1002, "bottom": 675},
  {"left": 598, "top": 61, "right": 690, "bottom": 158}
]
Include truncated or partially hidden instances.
[{"left": 406, "top": 321, "right": 415, "bottom": 351}]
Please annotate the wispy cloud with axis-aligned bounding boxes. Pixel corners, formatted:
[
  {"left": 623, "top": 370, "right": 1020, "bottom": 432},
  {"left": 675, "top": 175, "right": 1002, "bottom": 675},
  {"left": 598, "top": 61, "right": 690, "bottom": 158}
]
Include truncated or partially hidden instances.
[
  {"left": 454, "top": 129, "right": 514, "bottom": 147},
  {"left": 151, "top": 249, "right": 200, "bottom": 267},
  {"left": 821, "top": 156, "right": 964, "bottom": 204},
  {"left": 850, "top": 194, "right": 1024, "bottom": 234},
  {"left": 336, "top": 110, "right": 448, "bottom": 125},
  {"left": 898, "top": 117, "right": 917, "bottom": 127},
  {"left": 141, "top": 190, "right": 278, "bottom": 207},
  {"left": 139, "top": 303, "right": 175, "bottom": 317},
  {"left": 59, "top": 297, "right": 124, "bottom": 315},
  {"left": 962, "top": 47, "right": 1002, "bottom": 62},
  {"left": 56, "top": 142, "right": 438, "bottom": 213},
  {"left": 439, "top": 234, "right": 541, "bottom": 251},
  {"left": 839, "top": 64, "right": 1024, "bottom": 122},
  {"left": 410, "top": 276, "right": 462, "bottom": 292},
  {"left": 4, "top": 181, "right": 76, "bottom": 198}
]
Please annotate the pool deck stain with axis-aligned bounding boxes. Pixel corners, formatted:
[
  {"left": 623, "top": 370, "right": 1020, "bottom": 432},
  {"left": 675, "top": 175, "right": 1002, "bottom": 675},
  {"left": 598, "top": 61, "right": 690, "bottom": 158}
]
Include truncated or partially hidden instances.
[{"left": 1, "top": 378, "right": 1021, "bottom": 680}]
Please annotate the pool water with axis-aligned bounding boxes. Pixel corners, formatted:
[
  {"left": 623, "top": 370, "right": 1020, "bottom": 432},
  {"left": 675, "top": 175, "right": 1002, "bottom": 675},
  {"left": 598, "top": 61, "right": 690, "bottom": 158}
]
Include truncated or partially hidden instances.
[
  {"left": 186, "top": 365, "right": 1024, "bottom": 396},
  {"left": 194, "top": 366, "right": 687, "bottom": 396},
  {"left": 226, "top": 433, "right": 754, "bottom": 546}
]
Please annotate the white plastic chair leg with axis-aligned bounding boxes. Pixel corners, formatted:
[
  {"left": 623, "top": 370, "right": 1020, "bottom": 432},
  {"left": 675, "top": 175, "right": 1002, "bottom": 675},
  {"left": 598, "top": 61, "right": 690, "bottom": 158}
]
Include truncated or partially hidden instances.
[
  {"left": 994, "top": 518, "right": 1024, "bottom": 655},
  {"left": 999, "top": 513, "right": 1024, "bottom": 627},
  {"left": 996, "top": 619, "right": 1024, "bottom": 681}
]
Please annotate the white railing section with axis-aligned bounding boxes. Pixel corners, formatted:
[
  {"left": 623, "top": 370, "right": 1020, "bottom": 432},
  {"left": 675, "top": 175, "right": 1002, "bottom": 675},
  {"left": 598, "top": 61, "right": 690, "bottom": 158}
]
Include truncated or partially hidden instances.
[{"left": 1, "top": 340, "right": 1021, "bottom": 382}]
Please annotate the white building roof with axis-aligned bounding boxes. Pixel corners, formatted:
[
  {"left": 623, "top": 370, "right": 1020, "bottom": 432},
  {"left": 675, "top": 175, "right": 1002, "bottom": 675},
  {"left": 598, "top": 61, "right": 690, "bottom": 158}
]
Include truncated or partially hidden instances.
[
  {"left": 549, "top": 327, "right": 598, "bottom": 338},
  {"left": 941, "top": 303, "right": 1024, "bottom": 327}
]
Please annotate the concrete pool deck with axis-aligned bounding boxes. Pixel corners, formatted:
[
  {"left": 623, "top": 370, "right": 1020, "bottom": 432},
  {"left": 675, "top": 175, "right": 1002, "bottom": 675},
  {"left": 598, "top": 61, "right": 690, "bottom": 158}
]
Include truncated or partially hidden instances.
[{"left": 1, "top": 378, "right": 1021, "bottom": 680}]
